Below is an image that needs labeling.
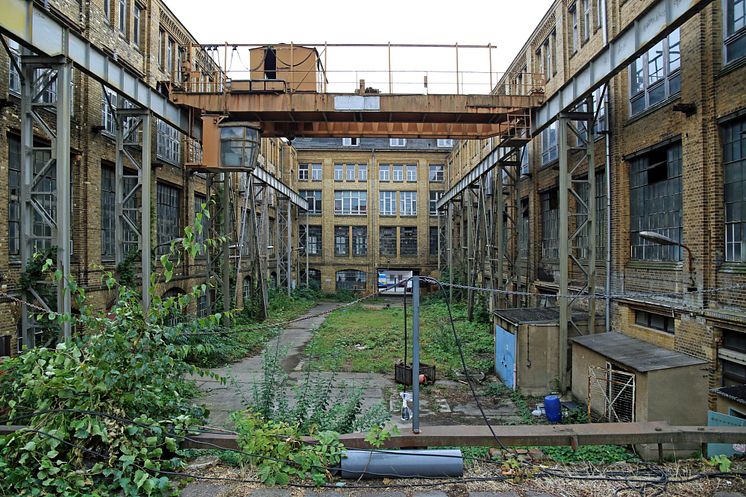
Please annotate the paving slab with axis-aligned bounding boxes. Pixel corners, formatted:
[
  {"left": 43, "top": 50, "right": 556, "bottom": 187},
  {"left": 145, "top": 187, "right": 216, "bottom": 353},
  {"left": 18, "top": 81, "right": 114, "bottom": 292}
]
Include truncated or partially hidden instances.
[{"left": 179, "top": 483, "right": 231, "bottom": 497}]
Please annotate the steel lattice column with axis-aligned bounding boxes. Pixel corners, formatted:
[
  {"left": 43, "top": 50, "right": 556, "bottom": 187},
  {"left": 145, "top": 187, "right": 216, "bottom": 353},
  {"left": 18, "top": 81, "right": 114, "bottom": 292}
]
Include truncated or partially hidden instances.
[
  {"left": 275, "top": 196, "right": 291, "bottom": 293},
  {"left": 20, "top": 55, "right": 72, "bottom": 347},
  {"left": 113, "top": 105, "right": 152, "bottom": 312},
  {"left": 558, "top": 95, "right": 598, "bottom": 393}
]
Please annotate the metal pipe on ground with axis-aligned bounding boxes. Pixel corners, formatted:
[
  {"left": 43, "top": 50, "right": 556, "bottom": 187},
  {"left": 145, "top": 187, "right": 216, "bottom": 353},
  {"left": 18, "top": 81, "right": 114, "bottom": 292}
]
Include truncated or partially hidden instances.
[{"left": 340, "top": 449, "right": 463, "bottom": 479}]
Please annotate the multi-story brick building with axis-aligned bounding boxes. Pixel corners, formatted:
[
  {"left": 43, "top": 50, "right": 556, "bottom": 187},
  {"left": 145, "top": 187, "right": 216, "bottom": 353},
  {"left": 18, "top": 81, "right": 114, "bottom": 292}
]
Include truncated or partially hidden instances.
[
  {"left": 0, "top": 0, "right": 296, "bottom": 354},
  {"left": 293, "top": 137, "right": 450, "bottom": 293},
  {"left": 443, "top": 0, "right": 746, "bottom": 420}
]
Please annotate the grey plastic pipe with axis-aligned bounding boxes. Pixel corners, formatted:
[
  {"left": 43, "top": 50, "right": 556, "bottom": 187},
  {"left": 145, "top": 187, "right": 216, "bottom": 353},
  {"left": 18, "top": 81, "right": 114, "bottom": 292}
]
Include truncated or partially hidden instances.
[{"left": 340, "top": 449, "right": 464, "bottom": 479}]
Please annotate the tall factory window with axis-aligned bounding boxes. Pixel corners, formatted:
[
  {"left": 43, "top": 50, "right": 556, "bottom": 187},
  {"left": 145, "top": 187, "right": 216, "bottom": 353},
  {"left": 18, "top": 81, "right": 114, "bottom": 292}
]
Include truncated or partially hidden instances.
[
  {"left": 518, "top": 198, "right": 529, "bottom": 259},
  {"left": 118, "top": 0, "right": 127, "bottom": 35},
  {"left": 582, "top": 0, "right": 591, "bottom": 42},
  {"left": 104, "top": 0, "right": 111, "bottom": 23},
  {"left": 299, "top": 225, "right": 321, "bottom": 255},
  {"left": 400, "top": 191, "right": 417, "bottom": 216},
  {"left": 380, "top": 227, "right": 397, "bottom": 256},
  {"left": 300, "top": 190, "right": 322, "bottom": 214},
  {"left": 724, "top": 118, "right": 746, "bottom": 262},
  {"left": 311, "top": 163, "right": 322, "bottom": 181},
  {"left": 429, "top": 226, "right": 439, "bottom": 256},
  {"left": 429, "top": 191, "right": 443, "bottom": 216},
  {"left": 541, "top": 190, "right": 559, "bottom": 260},
  {"left": 629, "top": 142, "right": 683, "bottom": 261},
  {"left": 8, "top": 40, "right": 20, "bottom": 94},
  {"left": 101, "top": 166, "right": 116, "bottom": 259},
  {"left": 335, "top": 226, "right": 350, "bottom": 256},
  {"left": 724, "top": 0, "right": 746, "bottom": 64},
  {"left": 156, "top": 183, "right": 181, "bottom": 255},
  {"left": 569, "top": 3, "right": 579, "bottom": 53},
  {"left": 429, "top": 164, "right": 445, "bottom": 182},
  {"left": 194, "top": 194, "right": 206, "bottom": 256},
  {"left": 133, "top": 4, "right": 143, "bottom": 48},
  {"left": 8, "top": 135, "right": 21, "bottom": 258},
  {"left": 629, "top": 29, "right": 680, "bottom": 116},
  {"left": 380, "top": 191, "right": 397, "bottom": 215},
  {"left": 156, "top": 119, "right": 181, "bottom": 165},
  {"left": 400, "top": 227, "right": 418, "bottom": 256},
  {"left": 352, "top": 227, "right": 368, "bottom": 256},
  {"left": 541, "top": 122, "right": 558, "bottom": 165}
]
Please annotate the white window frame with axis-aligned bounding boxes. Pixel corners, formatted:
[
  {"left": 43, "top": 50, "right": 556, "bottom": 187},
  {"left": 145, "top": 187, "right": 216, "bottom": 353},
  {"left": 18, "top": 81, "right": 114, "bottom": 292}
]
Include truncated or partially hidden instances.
[
  {"left": 429, "top": 191, "right": 443, "bottom": 216},
  {"left": 311, "top": 163, "right": 322, "bottom": 181},
  {"left": 379, "top": 191, "right": 397, "bottom": 216},
  {"left": 390, "top": 138, "right": 406, "bottom": 147},
  {"left": 399, "top": 191, "right": 417, "bottom": 216},
  {"left": 437, "top": 139, "right": 453, "bottom": 148},
  {"left": 358, "top": 164, "right": 368, "bottom": 181},
  {"left": 379, "top": 164, "right": 391, "bottom": 181},
  {"left": 392, "top": 165, "right": 404, "bottom": 182},
  {"left": 342, "top": 137, "right": 359, "bottom": 146},
  {"left": 429, "top": 164, "right": 445, "bottom": 182},
  {"left": 334, "top": 164, "right": 344, "bottom": 181},
  {"left": 346, "top": 164, "right": 356, "bottom": 181},
  {"left": 582, "top": 0, "right": 590, "bottom": 42},
  {"left": 406, "top": 165, "right": 417, "bottom": 182},
  {"left": 298, "top": 163, "right": 309, "bottom": 180},
  {"left": 334, "top": 190, "right": 367, "bottom": 215}
]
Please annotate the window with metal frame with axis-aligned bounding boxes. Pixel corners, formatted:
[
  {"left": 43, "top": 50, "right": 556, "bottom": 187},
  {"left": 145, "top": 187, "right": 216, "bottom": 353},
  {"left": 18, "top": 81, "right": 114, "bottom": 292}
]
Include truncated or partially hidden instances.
[
  {"left": 358, "top": 164, "right": 368, "bottom": 181},
  {"left": 352, "top": 226, "right": 368, "bottom": 256},
  {"left": 518, "top": 198, "right": 529, "bottom": 259},
  {"left": 342, "top": 137, "right": 359, "bottom": 146},
  {"left": 101, "top": 166, "right": 117, "bottom": 259},
  {"left": 336, "top": 270, "right": 367, "bottom": 291},
  {"left": 118, "top": 0, "right": 127, "bottom": 35},
  {"left": 167, "top": 37, "right": 174, "bottom": 77},
  {"left": 574, "top": 173, "right": 607, "bottom": 260},
  {"left": 629, "top": 29, "right": 680, "bottom": 116},
  {"left": 133, "top": 4, "right": 142, "bottom": 48},
  {"left": 311, "top": 163, "right": 322, "bottom": 181},
  {"left": 399, "top": 191, "right": 417, "bottom": 216},
  {"left": 8, "top": 135, "right": 21, "bottom": 258},
  {"left": 158, "top": 29, "right": 165, "bottom": 68},
  {"left": 380, "top": 191, "right": 397, "bottom": 215},
  {"left": 390, "top": 138, "right": 406, "bottom": 147},
  {"left": 334, "top": 164, "right": 344, "bottom": 181},
  {"left": 593, "top": 87, "right": 607, "bottom": 137},
  {"left": 380, "top": 227, "right": 397, "bottom": 256},
  {"left": 156, "top": 119, "right": 181, "bottom": 165},
  {"left": 569, "top": 3, "right": 579, "bottom": 53},
  {"left": 437, "top": 139, "right": 453, "bottom": 148},
  {"left": 298, "top": 163, "right": 309, "bottom": 180},
  {"left": 429, "top": 164, "right": 445, "bottom": 182},
  {"left": 194, "top": 193, "right": 206, "bottom": 256},
  {"left": 300, "top": 190, "right": 322, "bottom": 214},
  {"left": 156, "top": 183, "right": 181, "bottom": 255},
  {"left": 629, "top": 142, "right": 683, "bottom": 261},
  {"left": 635, "top": 310, "right": 675, "bottom": 334},
  {"left": 104, "top": 0, "right": 111, "bottom": 23},
  {"left": 429, "top": 226, "right": 438, "bottom": 256},
  {"left": 334, "top": 190, "right": 367, "bottom": 215},
  {"left": 429, "top": 191, "right": 443, "bottom": 216},
  {"left": 8, "top": 39, "right": 20, "bottom": 94},
  {"left": 400, "top": 227, "right": 418, "bottom": 256},
  {"left": 541, "top": 190, "right": 559, "bottom": 260},
  {"left": 346, "top": 164, "right": 356, "bottom": 181},
  {"left": 724, "top": 118, "right": 746, "bottom": 262},
  {"left": 582, "top": 0, "right": 590, "bottom": 42},
  {"left": 724, "top": 0, "right": 746, "bottom": 64},
  {"left": 393, "top": 165, "right": 404, "bottom": 182},
  {"left": 335, "top": 226, "right": 350, "bottom": 256},
  {"left": 299, "top": 225, "right": 322, "bottom": 255},
  {"left": 541, "top": 122, "right": 558, "bottom": 165}
]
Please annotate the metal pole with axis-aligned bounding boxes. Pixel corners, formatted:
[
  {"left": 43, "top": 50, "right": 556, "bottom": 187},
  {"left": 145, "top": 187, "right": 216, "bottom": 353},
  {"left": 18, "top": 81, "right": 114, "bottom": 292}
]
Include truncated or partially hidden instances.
[
  {"left": 447, "top": 202, "right": 453, "bottom": 303},
  {"left": 56, "top": 61, "right": 72, "bottom": 341},
  {"left": 455, "top": 43, "right": 460, "bottom": 95},
  {"left": 388, "top": 42, "right": 392, "bottom": 93},
  {"left": 20, "top": 56, "right": 34, "bottom": 349},
  {"left": 222, "top": 172, "right": 231, "bottom": 320},
  {"left": 412, "top": 275, "right": 421, "bottom": 434},
  {"left": 586, "top": 96, "right": 597, "bottom": 335},
  {"left": 141, "top": 112, "right": 152, "bottom": 312},
  {"left": 558, "top": 116, "right": 570, "bottom": 393},
  {"left": 287, "top": 200, "right": 292, "bottom": 295},
  {"left": 488, "top": 44, "right": 493, "bottom": 92}
]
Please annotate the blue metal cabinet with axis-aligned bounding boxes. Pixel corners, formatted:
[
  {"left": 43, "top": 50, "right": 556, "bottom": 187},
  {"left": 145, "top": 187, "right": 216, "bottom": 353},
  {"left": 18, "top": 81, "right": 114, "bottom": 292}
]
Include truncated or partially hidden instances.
[{"left": 495, "top": 324, "right": 517, "bottom": 389}]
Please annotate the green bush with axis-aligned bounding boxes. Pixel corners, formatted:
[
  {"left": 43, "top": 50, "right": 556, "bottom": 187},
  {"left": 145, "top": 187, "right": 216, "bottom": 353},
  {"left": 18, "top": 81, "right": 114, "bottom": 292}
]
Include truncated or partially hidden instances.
[{"left": 541, "top": 444, "right": 635, "bottom": 464}]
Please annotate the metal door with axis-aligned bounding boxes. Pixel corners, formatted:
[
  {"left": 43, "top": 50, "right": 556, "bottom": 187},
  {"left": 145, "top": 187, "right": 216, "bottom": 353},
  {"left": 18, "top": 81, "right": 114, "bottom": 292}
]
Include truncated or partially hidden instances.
[{"left": 495, "top": 324, "right": 516, "bottom": 389}]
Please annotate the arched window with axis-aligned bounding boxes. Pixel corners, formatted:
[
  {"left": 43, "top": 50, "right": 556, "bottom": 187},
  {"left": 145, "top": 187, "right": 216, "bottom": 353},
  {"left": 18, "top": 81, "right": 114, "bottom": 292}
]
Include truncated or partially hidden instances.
[{"left": 335, "top": 270, "right": 366, "bottom": 292}]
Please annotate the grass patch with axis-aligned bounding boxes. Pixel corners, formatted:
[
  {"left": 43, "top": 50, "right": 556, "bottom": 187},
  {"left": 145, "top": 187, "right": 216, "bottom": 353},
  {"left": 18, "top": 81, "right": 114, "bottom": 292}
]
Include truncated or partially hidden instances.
[{"left": 305, "top": 300, "right": 494, "bottom": 377}]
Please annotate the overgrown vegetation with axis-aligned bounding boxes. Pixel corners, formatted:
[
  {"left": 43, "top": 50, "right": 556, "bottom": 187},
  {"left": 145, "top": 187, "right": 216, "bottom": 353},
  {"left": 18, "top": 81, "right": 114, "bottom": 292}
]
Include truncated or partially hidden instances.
[{"left": 305, "top": 300, "right": 494, "bottom": 377}]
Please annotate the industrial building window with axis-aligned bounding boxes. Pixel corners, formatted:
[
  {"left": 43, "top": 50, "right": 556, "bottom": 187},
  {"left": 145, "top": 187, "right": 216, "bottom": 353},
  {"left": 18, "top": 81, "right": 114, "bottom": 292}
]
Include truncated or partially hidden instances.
[
  {"left": 541, "top": 122, "right": 558, "bottom": 165},
  {"left": 400, "top": 191, "right": 417, "bottom": 216},
  {"left": 193, "top": 194, "right": 206, "bottom": 256},
  {"left": 352, "top": 227, "right": 368, "bottom": 256},
  {"left": 335, "top": 226, "right": 350, "bottom": 256},
  {"left": 334, "top": 164, "right": 343, "bottom": 181},
  {"left": 724, "top": 0, "right": 746, "bottom": 64},
  {"left": 635, "top": 310, "right": 675, "bottom": 334},
  {"left": 196, "top": 294, "right": 208, "bottom": 317},
  {"left": 575, "top": 172, "right": 607, "bottom": 259},
  {"left": 101, "top": 166, "right": 116, "bottom": 259},
  {"left": 118, "top": 0, "right": 127, "bottom": 35},
  {"left": 429, "top": 226, "right": 439, "bottom": 256},
  {"left": 429, "top": 191, "right": 443, "bottom": 216},
  {"left": 400, "top": 227, "right": 418, "bottom": 256},
  {"left": 302, "top": 268, "right": 322, "bottom": 289},
  {"left": 429, "top": 164, "right": 445, "bottom": 182},
  {"left": 721, "top": 329, "right": 746, "bottom": 386},
  {"left": 358, "top": 164, "right": 367, "bottom": 181},
  {"left": 380, "top": 191, "right": 397, "bottom": 216},
  {"left": 101, "top": 87, "right": 117, "bottom": 135},
  {"left": 629, "top": 142, "right": 683, "bottom": 261},
  {"left": 167, "top": 37, "right": 174, "bottom": 77},
  {"left": 158, "top": 29, "right": 165, "bottom": 68},
  {"left": 133, "top": 4, "right": 142, "bottom": 48},
  {"left": 334, "top": 190, "right": 367, "bottom": 215},
  {"left": 342, "top": 137, "right": 359, "bottom": 146},
  {"left": 724, "top": 118, "right": 746, "bottom": 262},
  {"left": 437, "top": 139, "right": 453, "bottom": 148},
  {"left": 299, "top": 225, "right": 322, "bottom": 255},
  {"left": 520, "top": 146, "right": 529, "bottom": 176},
  {"left": 629, "top": 29, "right": 680, "bottom": 116},
  {"left": 569, "top": 3, "right": 579, "bottom": 53},
  {"left": 311, "top": 163, "right": 322, "bottom": 181},
  {"left": 582, "top": 0, "right": 590, "bottom": 42},
  {"left": 156, "top": 119, "right": 181, "bottom": 165},
  {"left": 242, "top": 276, "right": 252, "bottom": 303},
  {"left": 298, "top": 164, "right": 309, "bottom": 180},
  {"left": 541, "top": 190, "right": 559, "bottom": 260},
  {"left": 104, "top": 0, "right": 111, "bottom": 23},
  {"left": 393, "top": 165, "right": 404, "bottom": 181},
  {"left": 8, "top": 39, "right": 20, "bottom": 94},
  {"left": 379, "top": 164, "right": 391, "bottom": 181},
  {"left": 8, "top": 135, "right": 21, "bottom": 257},
  {"left": 593, "top": 87, "right": 607, "bottom": 136},
  {"left": 390, "top": 138, "right": 406, "bottom": 147},
  {"left": 346, "top": 164, "right": 356, "bottom": 181},
  {"left": 596, "top": 0, "right": 603, "bottom": 30},
  {"left": 336, "top": 270, "right": 367, "bottom": 291},
  {"left": 406, "top": 165, "right": 417, "bottom": 182},
  {"left": 518, "top": 198, "right": 529, "bottom": 259},
  {"left": 380, "top": 227, "right": 397, "bottom": 256},
  {"left": 300, "top": 190, "right": 322, "bottom": 214},
  {"left": 156, "top": 183, "right": 181, "bottom": 255}
]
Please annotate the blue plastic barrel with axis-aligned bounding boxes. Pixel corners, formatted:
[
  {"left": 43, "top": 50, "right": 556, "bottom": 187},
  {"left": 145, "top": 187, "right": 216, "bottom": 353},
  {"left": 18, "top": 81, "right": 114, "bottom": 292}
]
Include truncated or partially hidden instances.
[{"left": 544, "top": 395, "right": 562, "bottom": 423}]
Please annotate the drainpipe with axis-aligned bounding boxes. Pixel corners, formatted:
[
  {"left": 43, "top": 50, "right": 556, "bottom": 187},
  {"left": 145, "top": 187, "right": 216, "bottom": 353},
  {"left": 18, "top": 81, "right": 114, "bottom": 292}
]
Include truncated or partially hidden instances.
[{"left": 602, "top": 0, "right": 612, "bottom": 333}]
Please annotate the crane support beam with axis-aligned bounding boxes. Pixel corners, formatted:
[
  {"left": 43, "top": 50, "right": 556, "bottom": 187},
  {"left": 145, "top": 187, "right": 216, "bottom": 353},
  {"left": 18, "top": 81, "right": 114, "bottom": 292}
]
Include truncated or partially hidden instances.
[
  {"left": 0, "top": 0, "right": 200, "bottom": 139},
  {"left": 252, "top": 165, "right": 309, "bottom": 210},
  {"left": 533, "top": 0, "right": 714, "bottom": 133}
]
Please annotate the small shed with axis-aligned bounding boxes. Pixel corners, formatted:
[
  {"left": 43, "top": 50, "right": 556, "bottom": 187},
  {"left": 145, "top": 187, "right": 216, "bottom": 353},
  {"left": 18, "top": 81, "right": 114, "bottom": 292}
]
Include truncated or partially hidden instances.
[
  {"left": 572, "top": 332, "right": 709, "bottom": 457},
  {"left": 248, "top": 44, "right": 321, "bottom": 92},
  {"left": 493, "top": 307, "right": 597, "bottom": 395}
]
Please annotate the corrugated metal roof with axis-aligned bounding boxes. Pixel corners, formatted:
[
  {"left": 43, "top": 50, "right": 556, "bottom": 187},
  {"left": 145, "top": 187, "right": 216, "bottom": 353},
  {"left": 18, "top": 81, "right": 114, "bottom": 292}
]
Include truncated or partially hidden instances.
[
  {"left": 493, "top": 307, "right": 590, "bottom": 325},
  {"left": 572, "top": 332, "right": 707, "bottom": 373},
  {"left": 713, "top": 385, "right": 746, "bottom": 406}
]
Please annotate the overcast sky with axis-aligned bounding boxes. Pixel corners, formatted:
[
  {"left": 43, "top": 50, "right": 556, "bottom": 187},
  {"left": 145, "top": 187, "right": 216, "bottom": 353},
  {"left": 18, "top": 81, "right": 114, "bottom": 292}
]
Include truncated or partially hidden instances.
[{"left": 165, "top": 0, "right": 553, "bottom": 93}]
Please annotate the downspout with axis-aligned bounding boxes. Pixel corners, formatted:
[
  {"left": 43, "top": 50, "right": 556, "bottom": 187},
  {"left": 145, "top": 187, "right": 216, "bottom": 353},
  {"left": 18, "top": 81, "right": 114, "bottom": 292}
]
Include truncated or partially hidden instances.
[{"left": 602, "top": 0, "right": 612, "bottom": 333}]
